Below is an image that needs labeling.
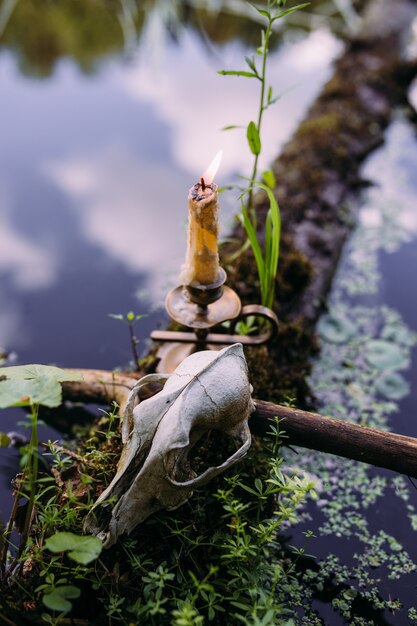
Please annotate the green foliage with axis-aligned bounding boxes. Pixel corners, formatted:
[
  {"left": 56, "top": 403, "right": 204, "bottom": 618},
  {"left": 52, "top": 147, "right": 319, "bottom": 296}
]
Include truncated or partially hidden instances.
[
  {"left": 0, "top": 432, "right": 11, "bottom": 447},
  {"left": 218, "top": 69, "right": 259, "bottom": 79},
  {"left": 247, "top": 121, "right": 262, "bottom": 155},
  {"left": 240, "top": 181, "right": 281, "bottom": 309},
  {"left": 44, "top": 532, "right": 102, "bottom": 565},
  {"left": 219, "top": 0, "right": 307, "bottom": 308},
  {"left": 42, "top": 587, "right": 78, "bottom": 613},
  {"left": 108, "top": 311, "right": 147, "bottom": 324},
  {"left": 36, "top": 573, "right": 81, "bottom": 614},
  {"left": 1, "top": 403, "right": 315, "bottom": 624},
  {"left": 0, "top": 364, "right": 82, "bottom": 408},
  {"left": 109, "top": 311, "right": 147, "bottom": 369}
]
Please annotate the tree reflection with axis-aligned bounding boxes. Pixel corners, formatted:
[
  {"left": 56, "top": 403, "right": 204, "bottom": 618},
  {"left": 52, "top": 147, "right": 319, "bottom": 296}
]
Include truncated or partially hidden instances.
[{"left": 0, "top": 0, "right": 356, "bottom": 78}]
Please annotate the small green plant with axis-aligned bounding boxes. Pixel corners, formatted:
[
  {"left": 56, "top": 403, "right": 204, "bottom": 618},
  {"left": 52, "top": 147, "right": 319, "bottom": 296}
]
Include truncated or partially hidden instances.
[
  {"left": 240, "top": 179, "right": 281, "bottom": 309},
  {"left": 1, "top": 399, "right": 316, "bottom": 624},
  {"left": 36, "top": 573, "right": 81, "bottom": 614},
  {"left": 219, "top": 0, "right": 308, "bottom": 308},
  {"left": 109, "top": 311, "right": 147, "bottom": 369},
  {"left": 0, "top": 365, "right": 85, "bottom": 580},
  {"left": 44, "top": 531, "right": 102, "bottom": 565}
]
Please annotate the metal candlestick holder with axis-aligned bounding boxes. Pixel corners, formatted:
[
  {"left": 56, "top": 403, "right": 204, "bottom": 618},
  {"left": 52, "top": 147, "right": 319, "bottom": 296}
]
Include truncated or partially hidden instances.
[{"left": 151, "top": 267, "right": 279, "bottom": 372}]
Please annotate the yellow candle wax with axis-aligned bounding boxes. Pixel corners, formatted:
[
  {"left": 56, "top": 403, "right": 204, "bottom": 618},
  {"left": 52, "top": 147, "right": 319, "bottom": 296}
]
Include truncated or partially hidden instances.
[
  {"left": 180, "top": 151, "right": 222, "bottom": 287},
  {"left": 180, "top": 182, "right": 220, "bottom": 286}
]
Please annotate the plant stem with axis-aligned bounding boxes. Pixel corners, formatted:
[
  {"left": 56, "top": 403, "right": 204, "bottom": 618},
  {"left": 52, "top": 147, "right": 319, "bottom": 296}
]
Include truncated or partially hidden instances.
[
  {"left": 0, "top": 488, "right": 20, "bottom": 579},
  {"left": 128, "top": 322, "right": 140, "bottom": 370},
  {"left": 246, "top": 12, "right": 273, "bottom": 217},
  {"left": 17, "top": 405, "right": 39, "bottom": 566}
]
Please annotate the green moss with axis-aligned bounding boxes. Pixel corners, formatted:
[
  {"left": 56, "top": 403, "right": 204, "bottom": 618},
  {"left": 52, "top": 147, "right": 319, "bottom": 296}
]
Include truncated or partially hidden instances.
[{"left": 296, "top": 111, "right": 342, "bottom": 138}]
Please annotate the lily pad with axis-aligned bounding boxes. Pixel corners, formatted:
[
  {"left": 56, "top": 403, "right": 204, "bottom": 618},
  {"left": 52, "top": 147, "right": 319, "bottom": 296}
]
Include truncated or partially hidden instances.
[
  {"left": 365, "top": 340, "right": 407, "bottom": 370},
  {"left": 0, "top": 364, "right": 82, "bottom": 408},
  {"left": 318, "top": 314, "right": 356, "bottom": 344},
  {"left": 44, "top": 532, "right": 102, "bottom": 565},
  {"left": 375, "top": 372, "right": 410, "bottom": 400}
]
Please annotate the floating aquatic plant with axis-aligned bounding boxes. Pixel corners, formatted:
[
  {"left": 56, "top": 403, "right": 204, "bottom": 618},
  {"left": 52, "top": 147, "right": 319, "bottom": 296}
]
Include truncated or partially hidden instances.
[
  {"left": 318, "top": 313, "right": 356, "bottom": 344},
  {"left": 365, "top": 339, "right": 407, "bottom": 370},
  {"left": 375, "top": 371, "right": 410, "bottom": 400}
]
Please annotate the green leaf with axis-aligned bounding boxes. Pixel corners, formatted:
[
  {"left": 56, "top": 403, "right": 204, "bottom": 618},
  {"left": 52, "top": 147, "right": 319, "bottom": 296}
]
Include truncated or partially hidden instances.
[
  {"left": 262, "top": 169, "right": 276, "bottom": 188},
  {"left": 268, "top": 96, "right": 281, "bottom": 107},
  {"left": 248, "top": 180, "right": 281, "bottom": 308},
  {"left": 365, "top": 340, "right": 407, "bottom": 370},
  {"left": 254, "top": 478, "right": 263, "bottom": 493},
  {"left": 43, "top": 586, "right": 80, "bottom": 613},
  {"left": 245, "top": 55, "right": 258, "bottom": 75},
  {"left": 272, "top": 3, "right": 310, "bottom": 21},
  {"left": 246, "top": 121, "right": 261, "bottom": 156},
  {"left": 108, "top": 313, "right": 124, "bottom": 321},
  {"left": 217, "top": 70, "right": 258, "bottom": 79},
  {"left": 221, "top": 125, "right": 244, "bottom": 131},
  {"left": 0, "top": 365, "right": 83, "bottom": 409},
  {"left": 251, "top": 5, "right": 271, "bottom": 19},
  {"left": 44, "top": 532, "right": 103, "bottom": 565},
  {"left": 0, "top": 432, "right": 11, "bottom": 447},
  {"left": 240, "top": 199, "right": 265, "bottom": 294}
]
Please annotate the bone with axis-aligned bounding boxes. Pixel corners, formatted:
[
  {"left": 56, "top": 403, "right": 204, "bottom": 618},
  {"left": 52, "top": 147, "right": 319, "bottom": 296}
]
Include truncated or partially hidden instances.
[{"left": 83, "top": 344, "right": 254, "bottom": 547}]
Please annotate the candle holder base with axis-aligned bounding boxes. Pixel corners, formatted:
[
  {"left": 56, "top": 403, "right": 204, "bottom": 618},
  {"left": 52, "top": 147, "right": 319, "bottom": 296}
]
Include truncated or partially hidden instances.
[{"left": 151, "top": 269, "right": 279, "bottom": 372}]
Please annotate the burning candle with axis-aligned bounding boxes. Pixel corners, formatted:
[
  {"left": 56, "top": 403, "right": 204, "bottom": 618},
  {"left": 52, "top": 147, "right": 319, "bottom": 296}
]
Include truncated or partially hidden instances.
[{"left": 180, "top": 150, "right": 223, "bottom": 287}]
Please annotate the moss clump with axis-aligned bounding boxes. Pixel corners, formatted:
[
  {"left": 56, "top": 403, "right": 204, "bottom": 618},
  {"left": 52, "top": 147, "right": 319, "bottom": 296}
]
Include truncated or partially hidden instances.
[{"left": 296, "top": 111, "right": 341, "bottom": 138}]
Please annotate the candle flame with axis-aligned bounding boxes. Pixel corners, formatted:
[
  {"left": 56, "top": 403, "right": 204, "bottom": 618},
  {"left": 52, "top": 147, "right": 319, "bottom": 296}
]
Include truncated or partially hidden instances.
[{"left": 202, "top": 150, "right": 223, "bottom": 185}]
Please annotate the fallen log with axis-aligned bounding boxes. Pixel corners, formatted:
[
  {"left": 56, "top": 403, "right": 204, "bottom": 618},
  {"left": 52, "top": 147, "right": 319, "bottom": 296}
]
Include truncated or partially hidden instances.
[
  {"left": 231, "top": 0, "right": 417, "bottom": 326},
  {"left": 62, "top": 369, "right": 417, "bottom": 480}
]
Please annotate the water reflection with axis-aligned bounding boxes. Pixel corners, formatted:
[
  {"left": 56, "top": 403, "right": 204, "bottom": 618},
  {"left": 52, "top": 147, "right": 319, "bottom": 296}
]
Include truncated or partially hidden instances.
[
  {"left": 43, "top": 147, "right": 192, "bottom": 300},
  {"left": 0, "top": 211, "right": 56, "bottom": 290},
  {"left": 121, "top": 28, "right": 340, "bottom": 176},
  {"left": 0, "top": 0, "right": 351, "bottom": 78},
  {"left": 0, "top": 0, "right": 342, "bottom": 367}
]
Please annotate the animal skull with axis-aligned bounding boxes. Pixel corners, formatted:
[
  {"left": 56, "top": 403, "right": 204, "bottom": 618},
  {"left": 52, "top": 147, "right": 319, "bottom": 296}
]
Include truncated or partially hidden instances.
[{"left": 84, "top": 343, "right": 255, "bottom": 547}]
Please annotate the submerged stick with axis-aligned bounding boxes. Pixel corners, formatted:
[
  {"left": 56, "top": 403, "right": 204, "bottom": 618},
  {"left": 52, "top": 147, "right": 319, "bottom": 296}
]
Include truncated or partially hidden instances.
[{"left": 62, "top": 369, "right": 417, "bottom": 480}]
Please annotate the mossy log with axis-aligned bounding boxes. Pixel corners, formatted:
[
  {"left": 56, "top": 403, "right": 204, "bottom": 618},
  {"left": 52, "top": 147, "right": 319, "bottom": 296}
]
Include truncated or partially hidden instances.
[
  {"left": 231, "top": 0, "right": 417, "bottom": 325},
  {"left": 218, "top": 0, "right": 417, "bottom": 408},
  {"left": 62, "top": 370, "right": 417, "bottom": 480}
]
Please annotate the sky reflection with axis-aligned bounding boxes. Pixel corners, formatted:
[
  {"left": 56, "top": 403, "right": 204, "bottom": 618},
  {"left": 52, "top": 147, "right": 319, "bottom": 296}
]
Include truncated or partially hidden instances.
[
  {"left": 121, "top": 28, "right": 341, "bottom": 177},
  {"left": 0, "top": 16, "right": 342, "bottom": 365}
]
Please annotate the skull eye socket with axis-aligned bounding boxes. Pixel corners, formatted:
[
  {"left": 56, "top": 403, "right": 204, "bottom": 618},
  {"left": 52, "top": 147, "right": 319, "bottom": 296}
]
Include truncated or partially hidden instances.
[{"left": 172, "top": 428, "right": 241, "bottom": 481}]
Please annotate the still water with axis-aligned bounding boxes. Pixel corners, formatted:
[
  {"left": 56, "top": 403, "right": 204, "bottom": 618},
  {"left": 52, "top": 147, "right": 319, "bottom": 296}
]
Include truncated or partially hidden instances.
[
  {"left": 0, "top": 1, "right": 342, "bottom": 371},
  {"left": 1, "top": 1, "right": 417, "bottom": 624},
  {"left": 0, "top": 0, "right": 343, "bottom": 546},
  {"left": 290, "top": 113, "right": 417, "bottom": 625}
]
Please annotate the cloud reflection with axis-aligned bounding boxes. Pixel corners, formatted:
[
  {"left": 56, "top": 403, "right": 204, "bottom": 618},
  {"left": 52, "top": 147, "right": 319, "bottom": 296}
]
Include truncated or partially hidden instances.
[
  {"left": 362, "top": 118, "right": 417, "bottom": 237},
  {"left": 0, "top": 189, "right": 56, "bottom": 290},
  {"left": 43, "top": 146, "right": 190, "bottom": 301},
  {"left": 120, "top": 28, "right": 342, "bottom": 177},
  {"left": 42, "top": 29, "right": 342, "bottom": 302},
  {"left": 0, "top": 296, "right": 22, "bottom": 348}
]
